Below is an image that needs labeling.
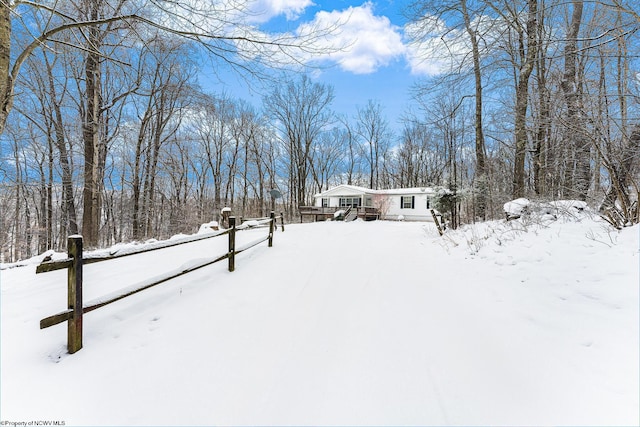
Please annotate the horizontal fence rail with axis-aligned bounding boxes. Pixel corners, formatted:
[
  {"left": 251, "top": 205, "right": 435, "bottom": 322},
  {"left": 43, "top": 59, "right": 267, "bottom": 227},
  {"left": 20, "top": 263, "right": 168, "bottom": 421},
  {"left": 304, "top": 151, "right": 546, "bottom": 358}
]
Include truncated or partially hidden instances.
[
  {"left": 38, "top": 212, "right": 284, "bottom": 354},
  {"left": 35, "top": 228, "right": 233, "bottom": 273}
]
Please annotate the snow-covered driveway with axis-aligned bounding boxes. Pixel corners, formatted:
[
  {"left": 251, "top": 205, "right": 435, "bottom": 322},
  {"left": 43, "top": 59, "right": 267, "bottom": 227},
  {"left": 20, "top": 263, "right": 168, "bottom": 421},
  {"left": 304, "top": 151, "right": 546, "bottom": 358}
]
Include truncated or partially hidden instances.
[{"left": 2, "top": 219, "right": 638, "bottom": 425}]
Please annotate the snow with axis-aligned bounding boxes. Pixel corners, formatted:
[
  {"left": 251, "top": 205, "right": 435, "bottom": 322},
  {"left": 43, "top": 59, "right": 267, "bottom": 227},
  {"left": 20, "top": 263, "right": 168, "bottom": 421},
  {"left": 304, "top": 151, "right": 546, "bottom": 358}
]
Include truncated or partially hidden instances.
[
  {"left": 548, "top": 199, "right": 588, "bottom": 212},
  {"left": 197, "top": 221, "right": 219, "bottom": 234},
  {"left": 503, "top": 197, "right": 530, "bottom": 216},
  {"left": 503, "top": 198, "right": 589, "bottom": 220},
  {"left": 1, "top": 211, "right": 639, "bottom": 426}
]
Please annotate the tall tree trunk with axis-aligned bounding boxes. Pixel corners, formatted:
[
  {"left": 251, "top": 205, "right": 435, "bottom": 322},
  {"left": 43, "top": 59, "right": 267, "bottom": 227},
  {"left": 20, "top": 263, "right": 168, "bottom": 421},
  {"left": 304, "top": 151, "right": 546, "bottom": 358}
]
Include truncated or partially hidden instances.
[
  {"left": 512, "top": 0, "right": 538, "bottom": 198},
  {"left": 461, "top": 0, "right": 487, "bottom": 219},
  {"left": 561, "top": 0, "right": 589, "bottom": 201},
  {"left": 38, "top": 145, "right": 48, "bottom": 253},
  {"left": 533, "top": 9, "right": 551, "bottom": 197},
  {"left": 144, "top": 125, "right": 163, "bottom": 237},
  {"left": 44, "top": 55, "right": 79, "bottom": 236},
  {"left": 82, "top": 15, "right": 103, "bottom": 247},
  {"left": 0, "top": 4, "right": 12, "bottom": 135},
  {"left": 47, "top": 132, "right": 54, "bottom": 249},
  {"left": 132, "top": 105, "right": 153, "bottom": 239}
]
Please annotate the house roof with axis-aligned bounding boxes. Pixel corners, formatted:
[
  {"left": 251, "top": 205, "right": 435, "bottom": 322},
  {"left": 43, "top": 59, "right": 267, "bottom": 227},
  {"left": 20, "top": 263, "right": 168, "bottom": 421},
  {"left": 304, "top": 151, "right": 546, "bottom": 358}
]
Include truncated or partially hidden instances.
[{"left": 314, "top": 184, "right": 436, "bottom": 198}]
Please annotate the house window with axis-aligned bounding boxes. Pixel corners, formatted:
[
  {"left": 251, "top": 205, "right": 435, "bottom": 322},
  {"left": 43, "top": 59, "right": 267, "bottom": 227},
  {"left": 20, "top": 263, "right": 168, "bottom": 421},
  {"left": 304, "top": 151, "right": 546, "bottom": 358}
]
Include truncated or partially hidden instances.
[
  {"left": 322, "top": 198, "right": 329, "bottom": 208},
  {"left": 364, "top": 195, "right": 373, "bottom": 207},
  {"left": 339, "top": 197, "right": 361, "bottom": 208},
  {"left": 426, "top": 196, "right": 431, "bottom": 209},
  {"left": 401, "top": 196, "right": 415, "bottom": 209}
]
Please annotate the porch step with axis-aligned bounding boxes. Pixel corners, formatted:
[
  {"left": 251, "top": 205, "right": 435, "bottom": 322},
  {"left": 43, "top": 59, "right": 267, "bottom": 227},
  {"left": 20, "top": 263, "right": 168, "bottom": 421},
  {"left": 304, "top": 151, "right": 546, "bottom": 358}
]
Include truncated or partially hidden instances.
[{"left": 344, "top": 209, "right": 358, "bottom": 221}]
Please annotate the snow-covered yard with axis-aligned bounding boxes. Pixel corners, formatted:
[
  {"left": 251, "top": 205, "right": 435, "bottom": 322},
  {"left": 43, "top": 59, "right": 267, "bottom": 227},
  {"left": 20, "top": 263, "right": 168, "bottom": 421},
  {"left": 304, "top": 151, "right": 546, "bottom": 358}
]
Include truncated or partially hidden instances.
[{"left": 1, "top": 212, "right": 638, "bottom": 426}]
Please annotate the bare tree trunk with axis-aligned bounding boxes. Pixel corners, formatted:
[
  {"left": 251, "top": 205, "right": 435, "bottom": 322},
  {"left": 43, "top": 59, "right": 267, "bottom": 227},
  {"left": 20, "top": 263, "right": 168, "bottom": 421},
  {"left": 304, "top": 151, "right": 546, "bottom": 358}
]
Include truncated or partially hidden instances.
[
  {"left": 533, "top": 8, "right": 551, "bottom": 197},
  {"left": 0, "top": 4, "right": 11, "bottom": 135},
  {"left": 561, "top": 0, "right": 590, "bottom": 201},
  {"left": 37, "top": 145, "right": 48, "bottom": 253},
  {"left": 143, "top": 127, "right": 163, "bottom": 237},
  {"left": 512, "top": 0, "right": 538, "bottom": 198},
  {"left": 44, "top": 55, "right": 79, "bottom": 236},
  {"left": 132, "top": 94, "right": 154, "bottom": 239},
  {"left": 81, "top": 6, "right": 103, "bottom": 247},
  {"left": 461, "top": 0, "right": 487, "bottom": 219},
  {"left": 47, "top": 131, "right": 54, "bottom": 249}
]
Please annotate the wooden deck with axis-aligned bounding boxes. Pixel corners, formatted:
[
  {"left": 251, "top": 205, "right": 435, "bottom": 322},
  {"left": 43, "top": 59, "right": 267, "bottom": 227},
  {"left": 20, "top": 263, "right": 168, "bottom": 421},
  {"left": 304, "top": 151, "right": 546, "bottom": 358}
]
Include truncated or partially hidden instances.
[{"left": 298, "top": 206, "right": 379, "bottom": 222}]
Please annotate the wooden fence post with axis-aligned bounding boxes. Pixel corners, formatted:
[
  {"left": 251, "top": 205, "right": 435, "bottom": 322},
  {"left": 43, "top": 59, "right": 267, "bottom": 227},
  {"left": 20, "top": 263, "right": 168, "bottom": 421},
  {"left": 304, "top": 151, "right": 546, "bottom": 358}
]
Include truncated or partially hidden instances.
[
  {"left": 280, "top": 212, "right": 285, "bottom": 232},
  {"left": 228, "top": 217, "right": 236, "bottom": 272},
  {"left": 268, "top": 211, "right": 275, "bottom": 247},
  {"left": 430, "top": 209, "right": 444, "bottom": 236},
  {"left": 67, "top": 235, "right": 83, "bottom": 354}
]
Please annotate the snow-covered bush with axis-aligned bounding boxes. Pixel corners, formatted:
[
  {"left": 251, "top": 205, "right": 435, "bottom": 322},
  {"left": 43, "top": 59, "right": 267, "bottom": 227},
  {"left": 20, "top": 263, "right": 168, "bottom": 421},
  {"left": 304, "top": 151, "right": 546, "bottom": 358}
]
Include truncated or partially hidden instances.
[
  {"left": 503, "top": 198, "right": 530, "bottom": 220},
  {"left": 504, "top": 198, "right": 590, "bottom": 224}
]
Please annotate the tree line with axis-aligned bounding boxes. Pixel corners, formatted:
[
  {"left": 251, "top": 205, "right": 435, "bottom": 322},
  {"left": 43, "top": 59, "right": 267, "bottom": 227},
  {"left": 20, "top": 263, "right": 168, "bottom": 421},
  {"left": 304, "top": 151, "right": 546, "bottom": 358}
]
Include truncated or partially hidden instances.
[{"left": 1, "top": 0, "right": 639, "bottom": 262}]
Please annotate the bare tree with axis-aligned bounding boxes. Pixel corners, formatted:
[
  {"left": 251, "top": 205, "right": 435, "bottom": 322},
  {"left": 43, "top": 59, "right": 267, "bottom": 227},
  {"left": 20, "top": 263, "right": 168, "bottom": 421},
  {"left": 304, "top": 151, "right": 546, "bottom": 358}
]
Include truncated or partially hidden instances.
[
  {"left": 0, "top": 0, "right": 341, "bottom": 135},
  {"left": 14, "top": 48, "right": 80, "bottom": 244},
  {"left": 191, "top": 93, "right": 236, "bottom": 218},
  {"left": 355, "top": 100, "right": 392, "bottom": 190},
  {"left": 395, "top": 121, "right": 446, "bottom": 187},
  {"left": 461, "top": 0, "right": 489, "bottom": 218},
  {"left": 492, "top": 0, "right": 539, "bottom": 198},
  {"left": 406, "top": 0, "right": 495, "bottom": 216},
  {"left": 1, "top": 0, "right": 342, "bottom": 252},
  {"left": 130, "top": 37, "right": 195, "bottom": 239},
  {"left": 335, "top": 115, "right": 361, "bottom": 186},
  {"left": 264, "top": 75, "right": 334, "bottom": 210},
  {"left": 309, "top": 128, "right": 344, "bottom": 193}
]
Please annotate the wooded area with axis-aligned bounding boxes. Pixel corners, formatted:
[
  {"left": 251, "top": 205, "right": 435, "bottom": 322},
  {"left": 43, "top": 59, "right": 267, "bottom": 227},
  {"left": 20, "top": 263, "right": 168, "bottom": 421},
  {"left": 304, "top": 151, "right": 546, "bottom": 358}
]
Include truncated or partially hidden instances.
[{"left": 1, "top": 0, "right": 639, "bottom": 262}]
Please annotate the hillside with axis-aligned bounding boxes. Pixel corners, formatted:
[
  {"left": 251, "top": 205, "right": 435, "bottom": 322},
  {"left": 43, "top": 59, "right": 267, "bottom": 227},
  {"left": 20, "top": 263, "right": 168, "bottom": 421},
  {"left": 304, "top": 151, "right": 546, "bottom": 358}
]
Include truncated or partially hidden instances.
[{"left": 1, "top": 212, "right": 638, "bottom": 426}]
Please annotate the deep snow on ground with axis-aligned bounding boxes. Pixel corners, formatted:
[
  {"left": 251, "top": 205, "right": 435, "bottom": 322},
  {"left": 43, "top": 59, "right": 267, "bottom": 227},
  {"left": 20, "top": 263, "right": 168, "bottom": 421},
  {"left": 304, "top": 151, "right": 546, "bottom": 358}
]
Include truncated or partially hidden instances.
[{"left": 1, "top": 212, "right": 639, "bottom": 426}]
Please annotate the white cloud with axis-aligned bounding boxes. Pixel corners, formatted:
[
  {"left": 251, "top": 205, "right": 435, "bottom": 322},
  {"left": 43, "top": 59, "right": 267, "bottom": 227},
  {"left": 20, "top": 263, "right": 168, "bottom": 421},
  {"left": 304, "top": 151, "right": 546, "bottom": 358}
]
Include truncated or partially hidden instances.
[
  {"left": 246, "top": 0, "right": 315, "bottom": 23},
  {"left": 226, "top": 1, "right": 498, "bottom": 78},
  {"left": 296, "top": 2, "right": 406, "bottom": 74},
  {"left": 403, "top": 17, "right": 467, "bottom": 76},
  {"left": 403, "top": 13, "right": 503, "bottom": 76}
]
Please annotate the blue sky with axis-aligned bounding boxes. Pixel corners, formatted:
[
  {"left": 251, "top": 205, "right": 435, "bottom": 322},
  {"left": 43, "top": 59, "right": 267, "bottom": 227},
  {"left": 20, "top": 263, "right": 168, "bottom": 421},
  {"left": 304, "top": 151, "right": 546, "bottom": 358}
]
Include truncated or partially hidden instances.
[{"left": 202, "top": 0, "right": 439, "bottom": 131}]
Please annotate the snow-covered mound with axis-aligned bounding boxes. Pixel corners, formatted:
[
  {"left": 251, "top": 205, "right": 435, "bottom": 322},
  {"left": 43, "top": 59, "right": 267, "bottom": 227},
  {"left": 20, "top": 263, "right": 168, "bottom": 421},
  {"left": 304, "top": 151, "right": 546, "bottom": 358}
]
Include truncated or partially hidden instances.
[
  {"left": 503, "top": 197, "right": 530, "bottom": 218},
  {"left": 198, "top": 221, "right": 219, "bottom": 233},
  {"left": 504, "top": 197, "right": 590, "bottom": 221}
]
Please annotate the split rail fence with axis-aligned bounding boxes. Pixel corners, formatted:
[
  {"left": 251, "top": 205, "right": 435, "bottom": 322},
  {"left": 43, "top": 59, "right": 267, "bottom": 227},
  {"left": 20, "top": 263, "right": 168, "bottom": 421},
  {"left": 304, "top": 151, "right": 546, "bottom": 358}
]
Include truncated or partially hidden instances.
[{"left": 37, "top": 212, "right": 285, "bottom": 354}]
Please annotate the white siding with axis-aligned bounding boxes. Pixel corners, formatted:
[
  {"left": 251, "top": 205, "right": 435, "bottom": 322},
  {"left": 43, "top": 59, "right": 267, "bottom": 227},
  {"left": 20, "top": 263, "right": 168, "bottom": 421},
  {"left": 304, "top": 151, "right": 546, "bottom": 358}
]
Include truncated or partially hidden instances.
[
  {"left": 383, "top": 193, "right": 435, "bottom": 221},
  {"left": 312, "top": 185, "right": 440, "bottom": 222}
]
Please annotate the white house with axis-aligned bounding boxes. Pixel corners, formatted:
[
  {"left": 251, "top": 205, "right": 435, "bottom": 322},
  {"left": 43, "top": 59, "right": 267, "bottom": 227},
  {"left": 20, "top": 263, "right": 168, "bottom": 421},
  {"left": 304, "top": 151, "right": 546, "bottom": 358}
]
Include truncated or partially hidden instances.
[{"left": 309, "top": 184, "right": 439, "bottom": 222}]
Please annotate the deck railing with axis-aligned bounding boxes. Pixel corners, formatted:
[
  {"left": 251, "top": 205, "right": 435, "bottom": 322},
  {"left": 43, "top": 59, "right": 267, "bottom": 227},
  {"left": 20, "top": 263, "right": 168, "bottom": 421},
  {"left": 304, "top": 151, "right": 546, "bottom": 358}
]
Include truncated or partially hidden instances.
[
  {"left": 37, "top": 212, "right": 284, "bottom": 354},
  {"left": 298, "top": 206, "right": 379, "bottom": 220}
]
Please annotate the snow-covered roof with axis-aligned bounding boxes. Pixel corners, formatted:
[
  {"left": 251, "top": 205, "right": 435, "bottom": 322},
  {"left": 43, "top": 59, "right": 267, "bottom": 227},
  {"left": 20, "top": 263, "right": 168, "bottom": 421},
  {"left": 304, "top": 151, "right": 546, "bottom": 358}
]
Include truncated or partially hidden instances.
[
  {"left": 377, "top": 187, "right": 436, "bottom": 195},
  {"left": 314, "top": 184, "right": 436, "bottom": 198}
]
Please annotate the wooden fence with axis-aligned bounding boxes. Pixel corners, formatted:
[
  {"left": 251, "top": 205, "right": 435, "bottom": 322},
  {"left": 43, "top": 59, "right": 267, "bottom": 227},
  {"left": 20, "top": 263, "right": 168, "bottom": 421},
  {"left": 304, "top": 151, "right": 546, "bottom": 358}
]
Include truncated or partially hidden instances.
[{"left": 38, "top": 212, "right": 285, "bottom": 354}]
